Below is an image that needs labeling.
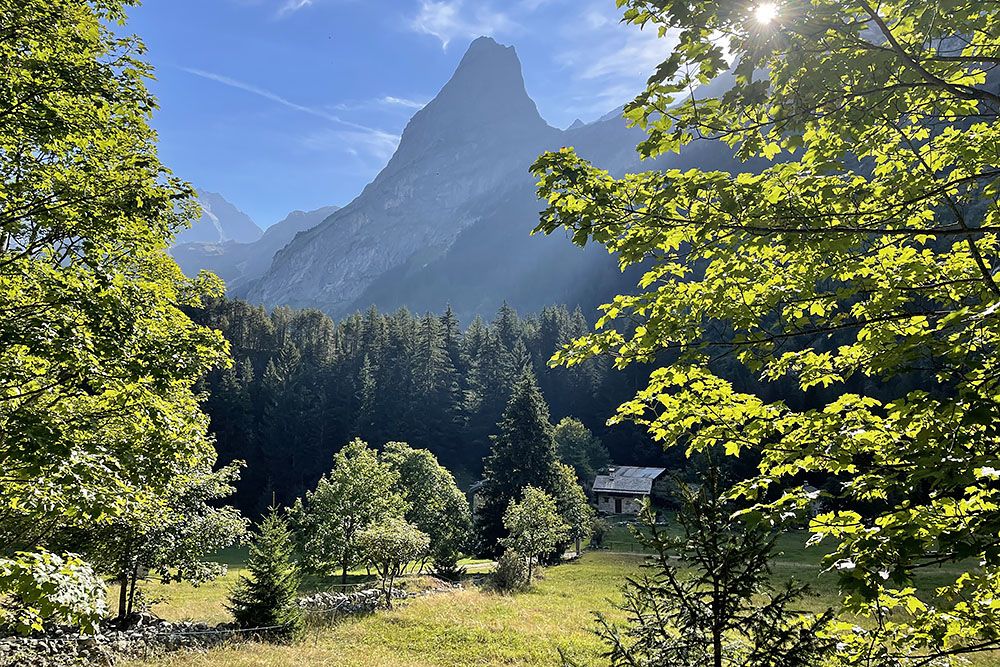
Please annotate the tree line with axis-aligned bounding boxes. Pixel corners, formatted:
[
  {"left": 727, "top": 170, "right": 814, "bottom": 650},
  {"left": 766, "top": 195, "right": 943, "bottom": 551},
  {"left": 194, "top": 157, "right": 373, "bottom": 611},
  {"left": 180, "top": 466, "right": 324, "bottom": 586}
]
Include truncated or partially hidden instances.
[{"left": 190, "top": 298, "right": 659, "bottom": 515}]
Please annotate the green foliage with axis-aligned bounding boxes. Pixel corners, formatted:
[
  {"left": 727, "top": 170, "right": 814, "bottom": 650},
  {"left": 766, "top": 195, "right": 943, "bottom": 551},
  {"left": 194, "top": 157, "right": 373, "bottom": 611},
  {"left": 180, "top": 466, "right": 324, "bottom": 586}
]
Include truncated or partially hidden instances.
[
  {"left": 0, "top": 0, "right": 229, "bottom": 544},
  {"left": 78, "top": 461, "right": 248, "bottom": 620},
  {"left": 228, "top": 509, "right": 303, "bottom": 640},
  {"left": 552, "top": 462, "right": 596, "bottom": 556},
  {"left": 0, "top": 0, "right": 232, "bottom": 633},
  {"left": 589, "top": 517, "right": 611, "bottom": 550},
  {"left": 293, "top": 439, "right": 407, "bottom": 583},
  {"left": 503, "top": 487, "right": 569, "bottom": 585},
  {"left": 0, "top": 551, "right": 107, "bottom": 636},
  {"left": 531, "top": 0, "right": 1000, "bottom": 661},
  {"left": 193, "top": 299, "right": 646, "bottom": 517},
  {"left": 382, "top": 442, "right": 471, "bottom": 573},
  {"left": 593, "top": 471, "right": 833, "bottom": 667},
  {"left": 491, "top": 549, "right": 530, "bottom": 595},
  {"left": 357, "top": 517, "right": 430, "bottom": 608},
  {"left": 553, "top": 418, "right": 610, "bottom": 489},
  {"left": 477, "top": 370, "right": 563, "bottom": 555}
]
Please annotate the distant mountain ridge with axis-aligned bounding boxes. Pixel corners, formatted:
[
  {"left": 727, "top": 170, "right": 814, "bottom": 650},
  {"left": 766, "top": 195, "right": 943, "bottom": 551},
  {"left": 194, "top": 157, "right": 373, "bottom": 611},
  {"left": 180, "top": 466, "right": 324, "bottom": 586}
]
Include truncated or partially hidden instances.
[
  {"left": 175, "top": 190, "right": 263, "bottom": 245},
  {"left": 173, "top": 205, "right": 339, "bottom": 291},
  {"left": 178, "top": 37, "right": 752, "bottom": 322}
]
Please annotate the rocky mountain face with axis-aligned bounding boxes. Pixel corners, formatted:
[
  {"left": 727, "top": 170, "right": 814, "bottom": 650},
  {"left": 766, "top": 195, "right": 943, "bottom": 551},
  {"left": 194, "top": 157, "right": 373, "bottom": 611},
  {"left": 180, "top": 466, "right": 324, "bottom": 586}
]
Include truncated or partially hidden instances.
[
  {"left": 245, "top": 37, "right": 562, "bottom": 315},
  {"left": 232, "top": 37, "right": 752, "bottom": 322},
  {"left": 173, "top": 205, "right": 339, "bottom": 292},
  {"left": 175, "top": 190, "right": 263, "bottom": 245}
]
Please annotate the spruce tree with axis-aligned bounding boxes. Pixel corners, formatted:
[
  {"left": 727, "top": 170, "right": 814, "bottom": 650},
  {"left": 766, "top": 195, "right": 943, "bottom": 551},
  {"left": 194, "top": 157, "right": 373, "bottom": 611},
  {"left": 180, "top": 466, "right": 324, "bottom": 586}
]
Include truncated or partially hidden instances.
[
  {"left": 593, "top": 464, "right": 833, "bottom": 667},
  {"left": 228, "top": 508, "right": 303, "bottom": 641},
  {"left": 476, "top": 369, "right": 560, "bottom": 556}
]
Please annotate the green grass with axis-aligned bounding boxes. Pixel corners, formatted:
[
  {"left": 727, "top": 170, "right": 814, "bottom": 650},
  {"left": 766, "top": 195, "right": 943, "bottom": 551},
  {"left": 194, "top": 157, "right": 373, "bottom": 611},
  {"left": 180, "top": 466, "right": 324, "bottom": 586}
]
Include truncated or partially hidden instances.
[
  {"left": 126, "top": 552, "right": 644, "bottom": 667},
  {"left": 107, "top": 556, "right": 495, "bottom": 624},
  {"left": 120, "top": 532, "right": 1000, "bottom": 667}
]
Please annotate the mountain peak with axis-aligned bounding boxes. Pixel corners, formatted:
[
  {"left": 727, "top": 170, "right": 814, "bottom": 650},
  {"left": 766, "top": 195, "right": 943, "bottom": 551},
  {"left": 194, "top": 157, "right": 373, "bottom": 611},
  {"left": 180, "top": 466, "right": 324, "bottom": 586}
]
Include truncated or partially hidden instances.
[
  {"left": 457, "top": 36, "right": 517, "bottom": 71},
  {"left": 383, "top": 38, "right": 550, "bottom": 167},
  {"left": 174, "top": 190, "right": 262, "bottom": 245}
]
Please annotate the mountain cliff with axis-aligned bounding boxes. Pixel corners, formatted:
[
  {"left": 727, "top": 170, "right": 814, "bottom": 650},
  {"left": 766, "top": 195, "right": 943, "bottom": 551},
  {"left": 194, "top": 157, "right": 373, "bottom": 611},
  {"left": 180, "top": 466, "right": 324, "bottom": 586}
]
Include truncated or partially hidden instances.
[
  {"left": 239, "top": 37, "right": 750, "bottom": 321},
  {"left": 175, "top": 190, "right": 263, "bottom": 245},
  {"left": 173, "top": 205, "right": 339, "bottom": 291},
  {"left": 244, "top": 37, "right": 563, "bottom": 315}
]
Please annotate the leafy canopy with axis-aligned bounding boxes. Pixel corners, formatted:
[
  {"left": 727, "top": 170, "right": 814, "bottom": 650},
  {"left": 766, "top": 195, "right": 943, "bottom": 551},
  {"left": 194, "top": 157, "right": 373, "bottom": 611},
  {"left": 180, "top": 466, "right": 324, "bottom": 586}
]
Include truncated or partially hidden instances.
[
  {"left": 502, "top": 486, "right": 568, "bottom": 584},
  {"left": 532, "top": 0, "right": 1000, "bottom": 661},
  {"left": 0, "top": 0, "right": 229, "bottom": 542},
  {"left": 382, "top": 442, "right": 471, "bottom": 571},
  {"left": 293, "top": 439, "right": 407, "bottom": 581}
]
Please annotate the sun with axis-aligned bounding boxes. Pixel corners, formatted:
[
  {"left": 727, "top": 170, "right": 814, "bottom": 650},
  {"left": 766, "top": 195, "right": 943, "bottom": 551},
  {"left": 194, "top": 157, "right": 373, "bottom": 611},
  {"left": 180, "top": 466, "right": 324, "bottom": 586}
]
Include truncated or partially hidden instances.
[{"left": 754, "top": 2, "right": 780, "bottom": 24}]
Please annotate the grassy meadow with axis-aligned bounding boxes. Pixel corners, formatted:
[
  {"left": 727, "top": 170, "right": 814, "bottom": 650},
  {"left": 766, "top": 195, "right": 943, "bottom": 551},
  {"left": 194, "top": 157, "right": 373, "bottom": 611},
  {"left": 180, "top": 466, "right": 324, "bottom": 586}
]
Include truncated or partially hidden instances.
[
  {"left": 118, "top": 535, "right": 1000, "bottom": 667},
  {"left": 123, "top": 552, "right": 644, "bottom": 667}
]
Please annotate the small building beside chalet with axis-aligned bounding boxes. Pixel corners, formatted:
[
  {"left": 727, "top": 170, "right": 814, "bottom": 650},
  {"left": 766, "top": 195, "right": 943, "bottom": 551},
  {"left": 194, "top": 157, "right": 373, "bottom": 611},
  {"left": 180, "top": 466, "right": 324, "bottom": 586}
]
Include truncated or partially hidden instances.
[{"left": 592, "top": 466, "right": 669, "bottom": 515}]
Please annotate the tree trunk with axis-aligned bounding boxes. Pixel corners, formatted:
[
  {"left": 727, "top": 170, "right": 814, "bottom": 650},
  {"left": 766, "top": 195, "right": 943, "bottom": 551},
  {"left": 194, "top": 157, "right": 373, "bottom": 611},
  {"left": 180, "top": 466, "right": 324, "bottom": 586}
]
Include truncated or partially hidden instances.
[
  {"left": 341, "top": 560, "right": 349, "bottom": 586},
  {"left": 526, "top": 555, "right": 533, "bottom": 586},
  {"left": 126, "top": 564, "right": 139, "bottom": 617},
  {"left": 712, "top": 577, "right": 723, "bottom": 667},
  {"left": 117, "top": 572, "right": 129, "bottom": 621}
]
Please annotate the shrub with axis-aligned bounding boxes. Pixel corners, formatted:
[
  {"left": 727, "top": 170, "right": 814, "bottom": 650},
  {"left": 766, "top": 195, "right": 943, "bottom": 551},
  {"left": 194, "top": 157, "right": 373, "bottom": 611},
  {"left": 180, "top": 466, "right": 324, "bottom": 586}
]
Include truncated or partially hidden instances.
[
  {"left": 431, "top": 559, "right": 467, "bottom": 583},
  {"left": 228, "top": 509, "right": 303, "bottom": 641},
  {"left": 0, "top": 551, "right": 107, "bottom": 635},
  {"left": 491, "top": 550, "right": 528, "bottom": 594},
  {"left": 589, "top": 517, "right": 611, "bottom": 549}
]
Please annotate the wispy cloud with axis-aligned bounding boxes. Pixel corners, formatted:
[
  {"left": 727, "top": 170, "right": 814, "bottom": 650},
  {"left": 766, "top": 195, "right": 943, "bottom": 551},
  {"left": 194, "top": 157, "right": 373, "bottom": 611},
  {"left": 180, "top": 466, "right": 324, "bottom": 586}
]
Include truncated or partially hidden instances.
[
  {"left": 330, "top": 95, "right": 429, "bottom": 113},
  {"left": 410, "top": 0, "right": 514, "bottom": 49},
  {"left": 300, "top": 128, "right": 401, "bottom": 163},
  {"left": 380, "top": 96, "right": 427, "bottom": 110},
  {"left": 182, "top": 67, "right": 390, "bottom": 134},
  {"left": 183, "top": 67, "right": 401, "bottom": 161},
  {"left": 276, "top": 0, "right": 314, "bottom": 17}
]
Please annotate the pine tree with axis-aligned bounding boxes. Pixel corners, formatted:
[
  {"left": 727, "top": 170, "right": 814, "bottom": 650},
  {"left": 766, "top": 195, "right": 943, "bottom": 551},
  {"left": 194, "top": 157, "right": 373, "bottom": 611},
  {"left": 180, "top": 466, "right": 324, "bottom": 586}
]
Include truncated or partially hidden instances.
[
  {"left": 228, "top": 509, "right": 303, "bottom": 641},
  {"left": 592, "top": 464, "right": 833, "bottom": 667},
  {"left": 356, "top": 353, "right": 377, "bottom": 437},
  {"left": 476, "top": 369, "right": 561, "bottom": 556},
  {"left": 439, "top": 305, "right": 466, "bottom": 378},
  {"left": 493, "top": 302, "right": 522, "bottom": 352},
  {"left": 420, "top": 315, "right": 464, "bottom": 437}
]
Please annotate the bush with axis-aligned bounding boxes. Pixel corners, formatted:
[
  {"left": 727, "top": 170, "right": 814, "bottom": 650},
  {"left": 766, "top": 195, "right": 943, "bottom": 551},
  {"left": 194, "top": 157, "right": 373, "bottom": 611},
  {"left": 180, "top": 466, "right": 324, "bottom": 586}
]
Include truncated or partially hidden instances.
[
  {"left": 357, "top": 517, "right": 429, "bottom": 608},
  {"left": 0, "top": 551, "right": 107, "bottom": 635},
  {"left": 589, "top": 517, "right": 611, "bottom": 549},
  {"left": 431, "top": 559, "right": 467, "bottom": 583},
  {"left": 491, "top": 551, "right": 528, "bottom": 594},
  {"left": 228, "top": 509, "right": 303, "bottom": 641}
]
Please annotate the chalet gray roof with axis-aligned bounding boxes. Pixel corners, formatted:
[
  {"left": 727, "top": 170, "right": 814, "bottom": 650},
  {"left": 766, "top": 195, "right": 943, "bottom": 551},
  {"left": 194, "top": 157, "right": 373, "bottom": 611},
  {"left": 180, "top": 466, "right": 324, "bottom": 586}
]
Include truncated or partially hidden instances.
[{"left": 592, "top": 466, "right": 668, "bottom": 496}]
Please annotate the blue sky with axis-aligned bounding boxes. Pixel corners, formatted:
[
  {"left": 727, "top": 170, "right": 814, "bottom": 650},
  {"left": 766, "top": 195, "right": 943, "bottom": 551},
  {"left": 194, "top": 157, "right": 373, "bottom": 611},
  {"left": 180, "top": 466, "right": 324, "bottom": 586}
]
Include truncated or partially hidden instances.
[{"left": 128, "top": 0, "right": 670, "bottom": 227}]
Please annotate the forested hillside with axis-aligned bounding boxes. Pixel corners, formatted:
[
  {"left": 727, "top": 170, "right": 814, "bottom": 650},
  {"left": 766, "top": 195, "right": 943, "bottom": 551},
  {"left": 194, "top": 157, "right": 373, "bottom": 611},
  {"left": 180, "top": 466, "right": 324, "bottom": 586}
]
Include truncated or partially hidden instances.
[{"left": 191, "top": 299, "right": 665, "bottom": 515}]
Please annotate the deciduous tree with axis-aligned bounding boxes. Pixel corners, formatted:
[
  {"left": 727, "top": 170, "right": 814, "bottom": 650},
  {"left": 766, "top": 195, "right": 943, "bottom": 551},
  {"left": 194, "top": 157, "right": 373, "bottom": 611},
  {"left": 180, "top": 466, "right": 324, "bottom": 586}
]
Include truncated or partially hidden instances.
[
  {"left": 293, "top": 439, "right": 406, "bottom": 584},
  {"left": 532, "top": 0, "right": 1000, "bottom": 660},
  {"left": 357, "top": 517, "right": 429, "bottom": 608},
  {"left": 382, "top": 442, "right": 471, "bottom": 574},
  {"left": 0, "top": 0, "right": 229, "bottom": 628},
  {"left": 502, "top": 486, "right": 568, "bottom": 584}
]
